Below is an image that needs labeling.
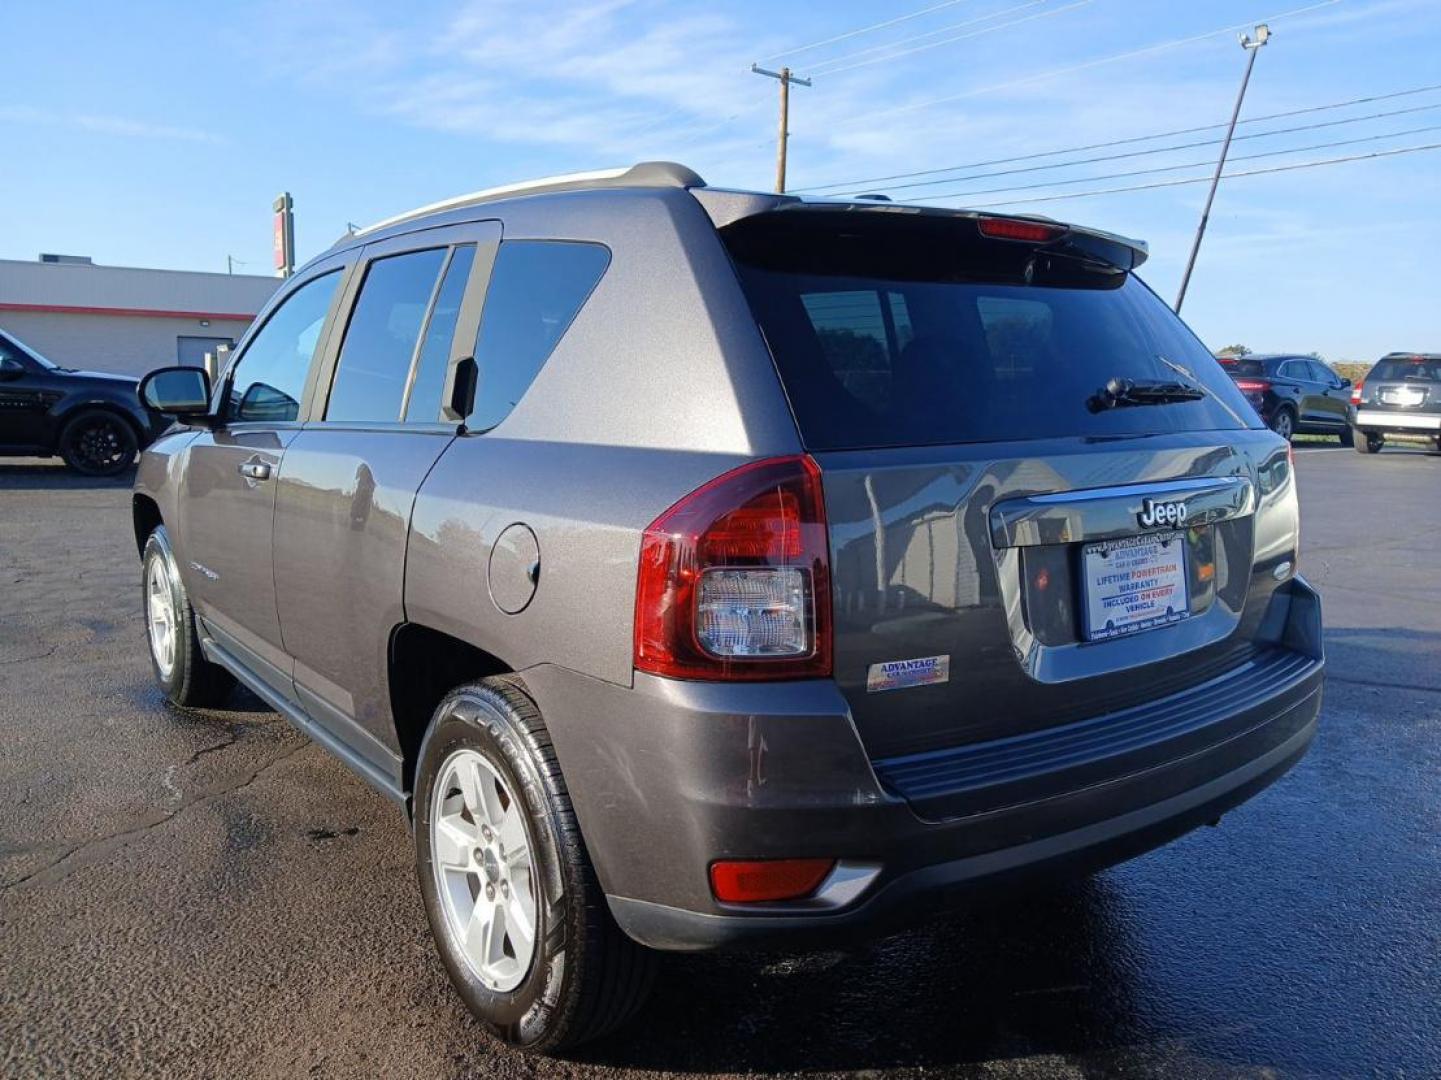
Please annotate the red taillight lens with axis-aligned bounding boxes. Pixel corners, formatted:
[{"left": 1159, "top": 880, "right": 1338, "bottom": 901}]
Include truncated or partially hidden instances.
[
  {"left": 634, "top": 455, "right": 832, "bottom": 681},
  {"left": 1351, "top": 380, "right": 1364, "bottom": 404},
  {"left": 1234, "top": 378, "right": 1271, "bottom": 393},
  {"left": 709, "top": 858, "right": 835, "bottom": 903},
  {"left": 975, "top": 216, "right": 1066, "bottom": 242}
]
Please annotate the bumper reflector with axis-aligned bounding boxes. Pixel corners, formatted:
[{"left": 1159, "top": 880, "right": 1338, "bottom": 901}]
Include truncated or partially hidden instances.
[{"left": 709, "top": 858, "right": 836, "bottom": 903}]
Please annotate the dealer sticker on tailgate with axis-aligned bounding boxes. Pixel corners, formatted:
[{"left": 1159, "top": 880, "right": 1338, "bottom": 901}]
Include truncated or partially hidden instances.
[
  {"left": 1082, "top": 533, "right": 1190, "bottom": 641},
  {"left": 867, "top": 655, "right": 950, "bottom": 692}
]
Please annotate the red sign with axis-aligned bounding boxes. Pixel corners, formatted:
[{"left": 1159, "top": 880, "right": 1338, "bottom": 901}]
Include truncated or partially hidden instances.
[{"left": 273, "top": 211, "right": 286, "bottom": 271}]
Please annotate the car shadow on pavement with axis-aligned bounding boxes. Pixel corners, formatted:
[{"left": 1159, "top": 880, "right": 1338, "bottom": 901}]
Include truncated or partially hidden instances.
[
  {"left": 0, "top": 461, "right": 137, "bottom": 490},
  {"left": 578, "top": 876, "right": 1147, "bottom": 1074}
]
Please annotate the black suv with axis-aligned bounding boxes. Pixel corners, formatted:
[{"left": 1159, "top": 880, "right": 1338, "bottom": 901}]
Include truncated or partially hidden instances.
[
  {"left": 1350, "top": 352, "right": 1441, "bottom": 453},
  {"left": 1221, "top": 354, "right": 1352, "bottom": 443},
  {"left": 0, "top": 328, "right": 166, "bottom": 474}
]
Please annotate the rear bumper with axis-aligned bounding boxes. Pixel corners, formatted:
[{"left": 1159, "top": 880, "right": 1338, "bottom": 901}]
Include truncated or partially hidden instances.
[
  {"left": 1351, "top": 408, "right": 1441, "bottom": 434},
  {"left": 525, "top": 578, "right": 1323, "bottom": 952}
]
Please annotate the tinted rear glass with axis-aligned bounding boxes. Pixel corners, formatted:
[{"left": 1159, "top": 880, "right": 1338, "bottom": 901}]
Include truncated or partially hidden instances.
[
  {"left": 725, "top": 213, "right": 1256, "bottom": 450},
  {"left": 1369, "top": 358, "right": 1441, "bottom": 382}
]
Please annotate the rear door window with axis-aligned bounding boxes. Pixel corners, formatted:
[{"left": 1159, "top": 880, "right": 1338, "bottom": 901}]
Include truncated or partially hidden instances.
[
  {"left": 404, "top": 245, "right": 477, "bottom": 422},
  {"left": 468, "top": 240, "right": 609, "bottom": 432},
  {"left": 326, "top": 247, "right": 447, "bottom": 422},
  {"left": 725, "top": 213, "right": 1254, "bottom": 450}
]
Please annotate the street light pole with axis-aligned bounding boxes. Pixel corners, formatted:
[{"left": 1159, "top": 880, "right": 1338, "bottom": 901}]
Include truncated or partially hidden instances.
[
  {"left": 1175, "top": 24, "right": 1271, "bottom": 314},
  {"left": 751, "top": 63, "right": 812, "bottom": 193}
]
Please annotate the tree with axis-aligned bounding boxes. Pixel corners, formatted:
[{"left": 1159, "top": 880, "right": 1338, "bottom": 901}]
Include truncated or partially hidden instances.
[{"left": 1216, "top": 344, "right": 1252, "bottom": 358}]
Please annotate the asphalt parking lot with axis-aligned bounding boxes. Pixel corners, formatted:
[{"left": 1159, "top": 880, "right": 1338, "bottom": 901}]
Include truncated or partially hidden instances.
[{"left": 2, "top": 443, "right": 1438, "bottom": 1079}]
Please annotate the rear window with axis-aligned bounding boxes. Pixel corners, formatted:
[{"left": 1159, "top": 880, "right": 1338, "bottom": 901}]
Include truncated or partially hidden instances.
[
  {"left": 725, "top": 212, "right": 1256, "bottom": 450},
  {"left": 1369, "top": 357, "right": 1441, "bottom": 382}
]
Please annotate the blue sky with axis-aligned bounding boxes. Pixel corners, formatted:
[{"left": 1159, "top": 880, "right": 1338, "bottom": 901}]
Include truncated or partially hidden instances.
[{"left": 2, "top": 0, "right": 1437, "bottom": 361}]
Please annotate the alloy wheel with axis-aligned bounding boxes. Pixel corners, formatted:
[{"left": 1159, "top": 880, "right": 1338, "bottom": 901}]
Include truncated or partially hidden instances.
[
  {"left": 145, "top": 554, "right": 178, "bottom": 680},
  {"left": 72, "top": 416, "right": 129, "bottom": 472},
  {"left": 430, "top": 748, "right": 539, "bottom": 992}
]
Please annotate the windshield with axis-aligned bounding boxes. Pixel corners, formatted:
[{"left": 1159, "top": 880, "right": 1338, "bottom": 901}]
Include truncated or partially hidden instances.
[
  {"left": 0, "top": 329, "right": 58, "bottom": 370},
  {"left": 724, "top": 213, "right": 1255, "bottom": 451}
]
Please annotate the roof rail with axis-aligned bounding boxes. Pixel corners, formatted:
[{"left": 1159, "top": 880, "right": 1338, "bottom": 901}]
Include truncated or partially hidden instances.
[{"left": 355, "top": 161, "right": 705, "bottom": 236}]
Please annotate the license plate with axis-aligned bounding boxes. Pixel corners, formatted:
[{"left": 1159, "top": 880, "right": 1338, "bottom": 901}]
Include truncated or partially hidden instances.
[
  {"left": 1381, "top": 387, "right": 1424, "bottom": 406},
  {"left": 1081, "top": 533, "right": 1190, "bottom": 642}
]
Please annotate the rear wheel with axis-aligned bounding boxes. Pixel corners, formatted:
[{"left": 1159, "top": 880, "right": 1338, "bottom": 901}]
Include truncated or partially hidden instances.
[
  {"left": 1338, "top": 426, "right": 1354, "bottom": 447},
  {"left": 142, "top": 527, "right": 236, "bottom": 707},
  {"left": 1268, "top": 406, "right": 1296, "bottom": 442},
  {"left": 414, "top": 677, "right": 655, "bottom": 1053},
  {"left": 59, "top": 408, "right": 138, "bottom": 475},
  {"left": 1354, "top": 433, "right": 1383, "bottom": 454}
]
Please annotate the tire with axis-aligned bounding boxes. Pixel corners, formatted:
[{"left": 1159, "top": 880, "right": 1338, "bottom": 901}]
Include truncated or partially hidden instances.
[
  {"left": 1355, "top": 433, "right": 1383, "bottom": 454},
  {"left": 414, "top": 677, "right": 655, "bottom": 1053},
  {"left": 141, "top": 527, "right": 236, "bottom": 707},
  {"left": 1268, "top": 406, "right": 1296, "bottom": 442},
  {"left": 59, "top": 408, "right": 138, "bottom": 476},
  {"left": 1339, "top": 426, "right": 1354, "bottom": 447}
]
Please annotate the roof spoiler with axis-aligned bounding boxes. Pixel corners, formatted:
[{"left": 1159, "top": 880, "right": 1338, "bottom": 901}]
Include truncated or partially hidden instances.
[{"left": 691, "top": 188, "right": 1149, "bottom": 270}]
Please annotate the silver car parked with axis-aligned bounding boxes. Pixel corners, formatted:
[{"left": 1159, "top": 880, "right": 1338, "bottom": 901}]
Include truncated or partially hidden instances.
[{"left": 133, "top": 162, "right": 1323, "bottom": 1052}]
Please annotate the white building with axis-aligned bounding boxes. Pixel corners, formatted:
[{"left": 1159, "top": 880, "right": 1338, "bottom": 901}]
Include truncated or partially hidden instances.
[{"left": 0, "top": 255, "right": 280, "bottom": 377}]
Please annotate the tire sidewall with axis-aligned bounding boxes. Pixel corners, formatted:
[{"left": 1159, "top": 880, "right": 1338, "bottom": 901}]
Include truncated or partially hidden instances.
[
  {"left": 61, "top": 409, "right": 138, "bottom": 476},
  {"left": 414, "top": 687, "right": 575, "bottom": 1049}
]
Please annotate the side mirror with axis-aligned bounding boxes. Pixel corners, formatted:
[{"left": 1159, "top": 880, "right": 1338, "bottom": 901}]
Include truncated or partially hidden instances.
[
  {"left": 1339, "top": 377, "right": 1352, "bottom": 389},
  {"left": 0, "top": 356, "right": 24, "bottom": 381},
  {"left": 138, "top": 365, "right": 213, "bottom": 422}
]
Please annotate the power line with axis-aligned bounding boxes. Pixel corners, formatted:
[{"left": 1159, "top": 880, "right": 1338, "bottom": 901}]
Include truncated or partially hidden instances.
[
  {"left": 758, "top": 0, "right": 984, "bottom": 63},
  {"left": 807, "top": 0, "right": 1049, "bottom": 74},
  {"left": 844, "top": 0, "right": 1342, "bottom": 124},
  {"left": 850, "top": 100, "right": 1441, "bottom": 195},
  {"left": 917, "top": 121, "right": 1441, "bottom": 201},
  {"left": 792, "top": 81, "right": 1441, "bottom": 193},
  {"left": 963, "top": 141, "right": 1441, "bottom": 208},
  {"left": 814, "top": 0, "right": 1098, "bottom": 76}
]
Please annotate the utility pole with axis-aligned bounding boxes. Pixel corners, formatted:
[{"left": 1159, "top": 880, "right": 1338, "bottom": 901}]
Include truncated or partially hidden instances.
[
  {"left": 751, "top": 63, "right": 812, "bottom": 193},
  {"left": 1175, "top": 24, "right": 1270, "bottom": 313}
]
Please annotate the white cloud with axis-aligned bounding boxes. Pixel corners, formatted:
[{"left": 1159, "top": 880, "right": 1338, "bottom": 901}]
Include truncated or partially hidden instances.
[{"left": 0, "top": 105, "right": 223, "bottom": 144}]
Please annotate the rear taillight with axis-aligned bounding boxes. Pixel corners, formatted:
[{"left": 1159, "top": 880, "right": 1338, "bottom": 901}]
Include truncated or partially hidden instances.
[
  {"left": 1351, "top": 380, "right": 1364, "bottom": 404},
  {"left": 1234, "top": 378, "right": 1271, "bottom": 394},
  {"left": 634, "top": 455, "right": 832, "bottom": 681}
]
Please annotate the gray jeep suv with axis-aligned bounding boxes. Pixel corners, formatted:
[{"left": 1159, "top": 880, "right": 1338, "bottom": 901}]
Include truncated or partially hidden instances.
[{"left": 133, "top": 162, "right": 1323, "bottom": 1053}]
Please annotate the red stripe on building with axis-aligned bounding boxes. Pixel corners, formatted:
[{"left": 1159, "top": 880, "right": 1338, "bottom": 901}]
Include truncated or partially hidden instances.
[{"left": 0, "top": 302, "right": 258, "bottom": 321}]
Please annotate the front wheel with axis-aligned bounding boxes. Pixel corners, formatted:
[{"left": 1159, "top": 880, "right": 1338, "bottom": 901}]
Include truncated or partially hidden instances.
[
  {"left": 1268, "top": 407, "right": 1296, "bottom": 442},
  {"left": 142, "top": 527, "right": 236, "bottom": 707},
  {"left": 414, "top": 678, "right": 654, "bottom": 1053},
  {"left": 59, "top": 409, "right": 138, "bottom": 475}
]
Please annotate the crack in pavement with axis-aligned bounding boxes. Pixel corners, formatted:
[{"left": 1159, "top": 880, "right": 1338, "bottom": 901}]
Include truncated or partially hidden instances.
[
  {"left": 0, "top": 739, "right": 311, "bottom": 894},
  {"left": 0, "top": 646, "right": 58, "bottom": 665},
  {"left": 1327, "top": 674, "right": 1441, "bottom": 696}
]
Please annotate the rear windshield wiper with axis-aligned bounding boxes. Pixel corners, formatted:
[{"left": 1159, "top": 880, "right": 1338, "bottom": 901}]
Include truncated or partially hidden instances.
[{"left": 1089, "top": 376, "right": 1206, "bottom": 412}]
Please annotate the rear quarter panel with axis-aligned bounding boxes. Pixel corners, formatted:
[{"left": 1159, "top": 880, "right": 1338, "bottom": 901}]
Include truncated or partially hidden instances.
[{"left": 404, "top": 186, "right": 804, "bottom": 686}]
